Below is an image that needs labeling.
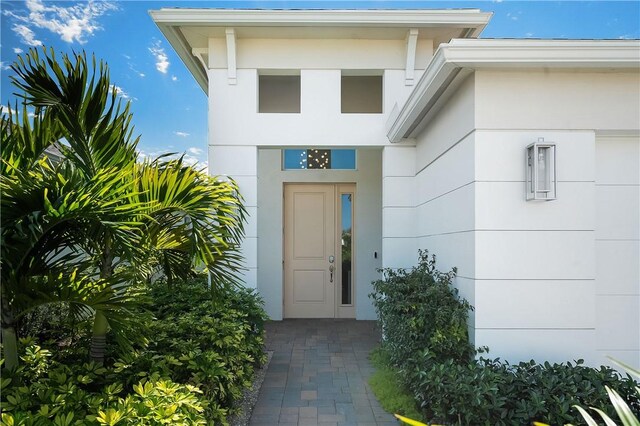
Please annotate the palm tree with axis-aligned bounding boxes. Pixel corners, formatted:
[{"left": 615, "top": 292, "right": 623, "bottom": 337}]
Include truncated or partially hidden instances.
[
  {"left": 1, "top": 103, "right": 144, "bottom": 369},
  {"left": 1, "top": 47, "right": 246, "bottom": 367}
]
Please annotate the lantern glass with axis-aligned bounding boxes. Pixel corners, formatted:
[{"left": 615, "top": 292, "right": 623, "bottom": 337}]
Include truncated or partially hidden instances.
[
  {"left": 537, "top": 146, "right": 550, "bottom": 192},
  {"left": 526, "top": 141, "right": 556, "bottom": 201}
]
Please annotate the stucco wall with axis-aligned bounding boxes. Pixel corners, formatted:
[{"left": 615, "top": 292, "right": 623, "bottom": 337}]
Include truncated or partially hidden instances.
[
  {"left": 469, "top": 69, "right": 639, "bottom": 364},
  {"left": 472, "top": 129, "right": 597, "bottom": 363},
  {"left": 411, "top": 75, "right": 477, "bottom": 333},
  {"left": 206, "top": 34, "right": 432, "bottom": 147},
  {"left": 206, "top": 35, "right": 428, "bottom": 317},
  {"left": 595, "top": 134, "right": 640, "bottom": 368},
  {"left": 257, "top": 148, "right": 382, "bottom": 320},
  {"left": 208, "top": 145, "right": 259, "bottom": 290},
  {"left": 208, "top": 37, "right": 434, "bottom": 70},
  {"left": 474, "top": 70, "right": 640, "bottom": 131},
  {"left": 382, "top": 145, "right": 417, "bottom": 271},
  {"left": 412, "top": 68, "right": 640, "bottom": 365},
  {"left": 208, "top": 68, "right": 419, "bottom": 146}
]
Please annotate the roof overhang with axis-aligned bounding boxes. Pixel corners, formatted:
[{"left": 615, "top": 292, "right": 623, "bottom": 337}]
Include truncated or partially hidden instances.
[
  {"left": 387, "top": 39, "right": 640, "bottom": 143},
  {"left": 149, "top": 9, "right": 493, "bottom": 94}
]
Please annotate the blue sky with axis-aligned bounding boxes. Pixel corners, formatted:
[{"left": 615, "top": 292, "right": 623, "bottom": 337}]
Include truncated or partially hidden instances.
[{"left": 2, "top": 1, "right": 639, "bottom": 169}]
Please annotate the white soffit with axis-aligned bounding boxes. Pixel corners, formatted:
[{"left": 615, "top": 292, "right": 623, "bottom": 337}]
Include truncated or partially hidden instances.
[
  {"left": 149, "top": 8, "right": 492, "bottom": 93},
  {"left": 387, "top": 39, "right": 640, "bottom": 143}
]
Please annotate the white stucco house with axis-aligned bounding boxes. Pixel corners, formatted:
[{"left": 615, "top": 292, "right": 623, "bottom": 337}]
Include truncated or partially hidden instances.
[{"left": 151, "top": 8, "right": 640, "bottom": 368}]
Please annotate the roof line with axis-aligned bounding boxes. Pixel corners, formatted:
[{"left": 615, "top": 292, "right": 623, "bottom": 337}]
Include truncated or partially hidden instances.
[{"left": 387, "top": 39, "right": 640, "bottom": 143}]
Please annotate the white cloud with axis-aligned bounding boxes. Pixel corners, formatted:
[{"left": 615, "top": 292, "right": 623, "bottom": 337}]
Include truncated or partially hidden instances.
[
  {"left": 182, "top": 154, "right": 200, "bottom": 167},
  {"left": 109, "top": 85, "right": 135, "bottom": 101},
  {"left": 127, "top": 63, "right": 145, "bottom": 78},
  {"left": 0, "top": 62, "right": 11, "bottom": 71},
  {"left": 149, "top": 41, "right": 169, "bottom": 74},
  {"left": 13, "top": 47, "right": 23, "bottom": 54},
  {"left": 525, "top": 32, "right": 534, "bottom": 37},
  {"left": 188, "top": 147, "right": 203, "bottom": 155},
  {"left": 0, "top": 105, "right": 35, "bottom": 117},
  {"left": 137, "top": 148, "right": 207, "bottom": 171},
  {"left": 12, "top": 24, "right": 42, "bottom": 46},
  {"left": 506, "top": 12, "right": 519, "bottom": 21},
  {"left": 174, "top": 131, "right": 190, "bottom": 138},
  {"left": 6, "top": 0, "right": 117, "bottom": 45},
  {"left": 171, "top": 75, "right": 178, "bottom": 81}
]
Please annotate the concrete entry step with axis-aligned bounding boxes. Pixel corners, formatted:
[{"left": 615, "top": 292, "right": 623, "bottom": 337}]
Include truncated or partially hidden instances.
[{"left": 249, "top": 319, "right": 398, "bottom": 426}]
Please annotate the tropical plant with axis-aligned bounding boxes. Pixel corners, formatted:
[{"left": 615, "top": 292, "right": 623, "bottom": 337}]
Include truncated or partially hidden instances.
[
  {"left": 0, "top": 340, "right": 209, "bottom": 426},
  {"left": 0, "top": 276, "right": 267, "bottom": 425},
  {"left": 1, "top": 101, "right": 143, "bottom": 370},
  {"left": 1, "top": 47, "right": 247, "bottom": 367}
]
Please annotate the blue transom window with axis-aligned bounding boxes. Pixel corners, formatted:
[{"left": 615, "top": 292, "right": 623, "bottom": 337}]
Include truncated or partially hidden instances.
[{"left": 283, "top": 149, "right": 356, "bottom": 170}]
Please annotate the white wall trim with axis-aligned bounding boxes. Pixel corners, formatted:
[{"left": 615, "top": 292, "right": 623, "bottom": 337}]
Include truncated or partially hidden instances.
[
  {"left": 150, "top": 9, "right": 492, "bottom": 29},
  {"left": 149, "top": 8, "right": 492, "bottom": 94}
]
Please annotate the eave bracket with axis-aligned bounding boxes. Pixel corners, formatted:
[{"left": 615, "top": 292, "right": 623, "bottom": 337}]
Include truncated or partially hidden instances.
[
  {"left": 405, "top": 28, "right": 419, "bottom": 86},
  {"left": 225, "top": 28, "right": 237, "bottom": 85}
]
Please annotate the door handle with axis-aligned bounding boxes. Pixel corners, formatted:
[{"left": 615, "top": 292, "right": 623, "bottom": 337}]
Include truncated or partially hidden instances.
[{"left": 329, "top": 264, "right": 335, "bottom": 283}]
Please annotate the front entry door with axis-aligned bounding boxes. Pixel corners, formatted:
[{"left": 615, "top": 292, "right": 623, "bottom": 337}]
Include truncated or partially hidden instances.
[{"left": 284, "top": 184, "right": 354, "bottom": 318}]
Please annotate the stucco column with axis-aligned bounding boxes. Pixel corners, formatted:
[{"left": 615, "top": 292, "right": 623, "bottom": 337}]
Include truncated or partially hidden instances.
[
  {"left": 209, "top": 145, "right": 258, "bottom": 289},
  {"left": 381, "top": 145, "right": 417, "bottom": 270}
]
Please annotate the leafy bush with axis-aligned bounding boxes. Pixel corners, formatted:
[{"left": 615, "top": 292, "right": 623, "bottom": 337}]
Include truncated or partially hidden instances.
[
  {"left": 369, "top": 250, "right": 640, "bottom": 425},
  {"left": 1, "top": 276, "right": 267, "bottom": 425},
  {"left": 0, "top": 342, "right": 207, "bottom": 425},
  {"left": 115, "top": 278, "right": 267, "bottom": 423},
  {"left": 370, "top": 250, "right": 475, "bottom": 371},
  {"left": 408, "top": 353, "right": 640, "bottom": 425}
]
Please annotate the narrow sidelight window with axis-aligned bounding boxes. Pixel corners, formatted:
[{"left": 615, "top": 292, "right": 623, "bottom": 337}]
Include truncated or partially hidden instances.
[{"left": 341, "top": 193, "right": 353, "bottom": 305}]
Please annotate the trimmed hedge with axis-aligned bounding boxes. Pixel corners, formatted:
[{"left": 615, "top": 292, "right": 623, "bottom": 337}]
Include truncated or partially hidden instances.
[{"left": 408, "top": 354, "right": 640, "bottom": 425}]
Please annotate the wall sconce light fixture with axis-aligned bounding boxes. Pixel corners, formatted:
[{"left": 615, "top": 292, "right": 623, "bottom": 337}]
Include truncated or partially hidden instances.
[{"left": 526, "top": 138, "right": 556, "bottom": 201}]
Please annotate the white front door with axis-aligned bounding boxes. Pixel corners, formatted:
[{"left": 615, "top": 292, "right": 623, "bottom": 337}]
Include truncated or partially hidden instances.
[{"left": 284, "top": 184, "right": 355, "bottom": 318}]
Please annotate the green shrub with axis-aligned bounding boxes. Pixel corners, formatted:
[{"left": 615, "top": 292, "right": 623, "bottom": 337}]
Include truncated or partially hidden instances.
[
  {"left": 0, "top": 342, "right": 207, "bottom": 425},
  {"left": 408, "top": 353, "right": 640, "bottom": 425},
  {"left": 370, "top": 250, "right": 475, "bottom": 371},
  {"left": 369, "top": 250, "right": 640, "bottom": 426},
  {"left": 113, "top": 278, "right": 267, "bottom": 424},
  {"left": 1, "top": 276, "right": 268, "bottom": 425}
]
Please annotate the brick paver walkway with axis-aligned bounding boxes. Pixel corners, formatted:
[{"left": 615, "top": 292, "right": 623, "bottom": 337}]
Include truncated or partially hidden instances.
[{"left": 249, "top": 319, "right": 398, "bottom": 426}]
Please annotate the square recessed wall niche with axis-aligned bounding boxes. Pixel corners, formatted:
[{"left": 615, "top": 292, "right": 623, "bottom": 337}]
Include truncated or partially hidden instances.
[
  {"left": 258, "top": 73, "right": 301, "bottom": 113},
  {"left": 341, "top": 72, "right": 383, "bottom": 114}
]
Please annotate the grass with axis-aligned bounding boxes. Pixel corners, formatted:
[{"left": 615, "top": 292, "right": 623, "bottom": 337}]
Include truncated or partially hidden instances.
[{"left": 368, "top": 347, "right": 425, "bottom": 422}]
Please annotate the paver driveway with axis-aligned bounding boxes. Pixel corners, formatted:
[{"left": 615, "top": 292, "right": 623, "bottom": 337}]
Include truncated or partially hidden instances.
[{"left": 249, "top": 319, "right": 398, "bottom": 426}]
